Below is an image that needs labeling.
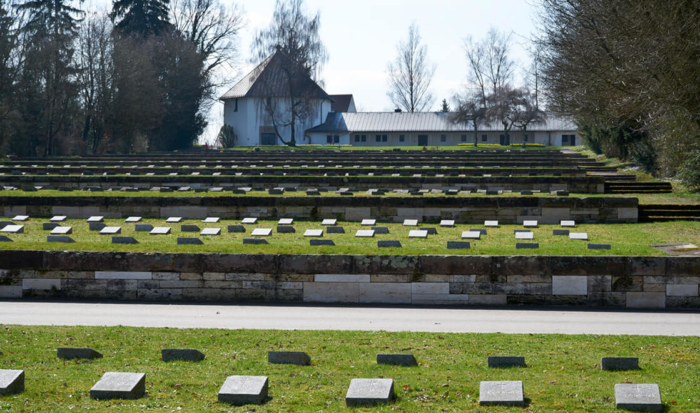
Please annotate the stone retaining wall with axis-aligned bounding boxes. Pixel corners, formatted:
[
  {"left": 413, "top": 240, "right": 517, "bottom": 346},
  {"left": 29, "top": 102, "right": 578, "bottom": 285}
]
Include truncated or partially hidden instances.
[{"left": 1, "top": 251, "right": 697, "bottom": 309}]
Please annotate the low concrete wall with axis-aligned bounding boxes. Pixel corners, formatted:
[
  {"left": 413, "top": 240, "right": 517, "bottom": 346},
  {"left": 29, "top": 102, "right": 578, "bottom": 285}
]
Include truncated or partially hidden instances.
[
  {"left": 1, "top": 252, "right": 697, "bottom": 309},
  {"left": 0, "top": 196, "right": 638, "bottom": 224}
]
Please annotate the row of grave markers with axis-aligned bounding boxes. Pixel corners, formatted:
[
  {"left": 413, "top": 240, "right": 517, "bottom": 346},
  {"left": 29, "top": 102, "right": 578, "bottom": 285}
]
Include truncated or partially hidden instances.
[{"left": 0, "top": 349, "right": 661, "bottom": 411}]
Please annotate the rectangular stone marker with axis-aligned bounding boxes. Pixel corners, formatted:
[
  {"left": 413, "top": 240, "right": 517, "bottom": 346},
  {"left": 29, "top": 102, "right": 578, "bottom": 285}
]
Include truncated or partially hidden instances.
[
  {"left": 12, "top": 215, "right": 29, "bottom": 221},
  {"left": 462, "top": 231, "right": 481, "bottom": 240},
  {"left": 166, "top": 217, "right": 182, "bottom": 223},
  {"left": 570, "top": 233, "right": 589, "bottom": 240},
  {"left": 161, "top": 348, "right": 205, "bottom": 362},
  {"left": 310, "top": 239, "right": 335, "bottom": 246},
  {"left": 327, "top": 226, "right": 345, "bottom": 234},
  {"left": 113, "top": 237, "right": 138, "bottom": 245},
  {"left": 50, "top": 216, "right": 67, "bottom": 222},
  {"left": 470, "top": 229, "right": 487, "bottom": 235},
  {"left": 278, "top": 218, "right": 294, "bottom": 225},
  {"left": 488, "top": 356, "right": 526, "bottom": 368},
  {"left": 561, "top": 220, "right": 576, "bottom": 227},
  {"left": 0, "top": 370, "right": 24, "bottom": 395},
  {"left": 0, "top": 235, "right": 13, "bottom": 242},
  {"left": 201, "top": 228, "right": 221, "bottom": 236},
  {"left": 218, "top": 376, "right": 269, "bottom": 405},
  {"left": 48, "top": 236, "right": 75, "bottom": 243},
  {"left": 377, "top": 354, "right": 417, "bottom": 367},
  {"left": 615, "top": 384, "right": 662, "bottom": 413},
  {"left": 203, "top": 217, "right": 220, "bottom": 223},
  {"left": 520, "top": 190, "right": 533, "bottom": 195},
  {"left": 370, "top": 226, "right": 388, "bottom": 235},
  {"left": 440, "top": 220, "right": 455, "bottom": 227},
  {"left": 304, "top": 229, "right": 323, "bottom": 237},
  {"left": 356, "top": 230, "right": 375, "bottom": 238},
  {"left": 553, "top": 229, "right": 570, "bottom": 236},
  {"left": 276, "top": 226, "right": 295, "bottom": 233},
  {"left": 516, "top": 232, "right": 534, "bottom": 240},
  {"left": 484, "top": 220, "right": 499, "bottom": 227},
  {"left": 403, "top": 219, "right": 418, "bottom": 226},
  {"left": 50, "top": 226, "right": 72, "bottom": 235},
  {"left": 87, "top": 216, "right": 104, "bottom": 223},
  {"left": 228, "top": 225, "right": 245, "bottom": 233},
  {"left": 181, "top": 224, "right": 200, "bottom": 232},
  {"left": 125, "top": 217, "right": 142, "bottom": 223},
  {"left": 361, "top": 219, "right": 376, "bottom": 226},
  {"left": 447, "top": 241, "right": 470, "bottom": 249},
  {"left": 479, "top": 381, "right": 525, "bottom": 407},
  {"left": 523, "top": 220, "right": 538, "bottom": 228},
  {"left": 321, "top": 219, "right": 337, "bottom": 226},
  {"left": 378, "top": 240, "right": 402, "bottom": 248},
  {"left": 243, "top": 238, "right": 268, "bottom": 245},
  {"left": 58, "top": 347, "right": 103, "bottom": 360},
  {"left": 268, "top": 351, "right": 311, "bottom": 366},
  {"left": 517, "top": 243, "right": 539, "bottom": 249},
  {"left": 89, "top": 222, "right": 106, "bottom": 231},
  {"left": 135, "top": 224, "right": 153, "bottom": 232},
  {"left": 1, "top": 225, "right": 23, "bottom": 234},
  {"left": 251, "top": 228, "right": 272, "bottom": 237},
  {"left": 346, "top": 378, "right": 394, "bottom": 407},
  {"left": 0, "top": 221, "right": 13, "bottom": 229},
  {"left": 90, "top": 372, "right": 146, "bottom": 400},
  {"left": 601, "top": 357, "right": 639, "bottom": 371},
  {"left": 421, "top": 227, "right": 438, "bottom": 235},
  {"left": 242, "top": 218, "right": 257, "bottom": 224},
  {"left": 100, "top": 227, "right": 121, "bottom": 235},
  {"left": 150, "top": 227, "right": 171, "bottom": 235},
  {"left": 589, "top": 243, "right": 611, "bottom": 250},
  {"left": 409, "top": 230, "right": 428, "bottom": 238},
  {"left": 178, "top": 237, "right": 203, "bottom": 245}
]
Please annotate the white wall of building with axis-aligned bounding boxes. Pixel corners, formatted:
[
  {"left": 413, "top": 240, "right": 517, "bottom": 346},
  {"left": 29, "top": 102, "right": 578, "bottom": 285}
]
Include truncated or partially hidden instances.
[{"left": 307, "top": 131, "right": 579, "bottom": 147}]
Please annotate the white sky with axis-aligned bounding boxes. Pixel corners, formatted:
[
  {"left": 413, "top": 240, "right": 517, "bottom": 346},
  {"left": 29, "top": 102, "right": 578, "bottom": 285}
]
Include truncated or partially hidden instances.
[{"left": 200, "top": 0, "right": 539, "bottom": 142}]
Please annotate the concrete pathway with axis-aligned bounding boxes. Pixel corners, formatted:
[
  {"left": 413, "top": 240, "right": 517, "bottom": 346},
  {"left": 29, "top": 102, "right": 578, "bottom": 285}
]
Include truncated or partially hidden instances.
[{"left": 1, "top": 301, "right": 699, "bottom": 336}]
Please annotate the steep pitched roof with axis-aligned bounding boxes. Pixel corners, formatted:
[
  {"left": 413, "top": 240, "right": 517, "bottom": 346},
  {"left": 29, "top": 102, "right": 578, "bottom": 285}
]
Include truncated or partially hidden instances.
[
  {"left": 220, "top": 51, "right": 332, "bottom": 101},
  {"left": 329, "top": 94, "right": 354, "bottom": 112}
]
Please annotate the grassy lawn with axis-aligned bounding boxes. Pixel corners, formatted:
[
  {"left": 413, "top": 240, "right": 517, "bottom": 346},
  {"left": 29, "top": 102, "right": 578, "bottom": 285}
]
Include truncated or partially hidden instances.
[
  {"left": 1, "top": 218, "right": 699, "bottom": 255},
  {"left": 223, "top": 144, "right": 558, "bottom": 151},
  {"left": 0, "top": 326, "right": 698, "bottom": 411}
]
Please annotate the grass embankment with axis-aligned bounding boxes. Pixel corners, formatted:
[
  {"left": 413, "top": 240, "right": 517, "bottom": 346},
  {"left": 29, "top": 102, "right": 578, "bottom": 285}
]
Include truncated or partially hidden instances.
[
  {"left": 2, "top": 219, "right": 699, "bottom": 255},
  {"left": 0, "top": 326, "right": 698, "bottom": 411}
]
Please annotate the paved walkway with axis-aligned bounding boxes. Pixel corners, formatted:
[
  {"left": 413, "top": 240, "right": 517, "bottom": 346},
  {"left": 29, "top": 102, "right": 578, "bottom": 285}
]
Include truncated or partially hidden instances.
[{"left": 1, "top": 301, "right": 699, "bottom": 336}]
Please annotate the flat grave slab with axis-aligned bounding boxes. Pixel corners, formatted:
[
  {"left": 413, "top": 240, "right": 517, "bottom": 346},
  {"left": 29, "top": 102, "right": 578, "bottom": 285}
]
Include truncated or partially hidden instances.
[
  {"left": 201, "top": 228, "right": 221, "bottom": 236},
  {"left": 0, "top": 221, "right": 13, "bottom": 229},
  {"left": 484, "top": 220, "right": 499, "bottom": 227},
  {"left": 268, "top": 351, "right": 311, "bottom": 366},
  {"left": 125, "top": 217, "right": 142, "bottom": 223},
  {"left": 150, "top": 227, "right": 171, "bottom": 235},
  {"left": 48, "top": 236, "right": 75, "bottom": 243},
  {"left": 1, "top": 225, "right": 23, "bottom": 234},
  {"left": 178, "top": 237, "right": 204, "bottom": 245},
  {"left": 181, "top": 224, "right": 200, "bottom": 232},
  {"left": 408, "top": 230, "right": 428, "bottom": 238},
  {"left": 278, "top": 218, "right": 294, "bottom": 225},
  {"left": 166, "top": 217, "right": 182, "bottom": 223},
  {"left": 58, "top": 347, "right": 103, "bottom": 360},
  {"left": 241, "top": 218, "right": 257, "bottom": 224},
  {"left": 601, "top": 357, "right": 639, "bottom": 371},
  {"left": 361, "top": 219, "right": 376, "bottom": 226},
  {"left": 378, "top": 240, "right": 402, "bottom": 248},
  {"left": 570, "top": 233, "right": 589, "bottom": 240},
  {"left": 0, "top": 235, "right": 13, "bottom": 242},
  {"left": 12, "top": 215, "right": 29, "bottom": 222},
  {"left": 87, "top": 216, "right": 104, "bottom": 223},
  {"left": 304, "top": 229, "right": 324, "bottom": 237},
  {"left": 371, "top": 226, "right": 389, "bottom": 234},
  {"left": 90, "top": 372, "right": 145, "bottom": 400},
  {"left": 346, "top": 378, "right": 394, "bottom": 407},
  {"left": 50, "top": 216, "right": 67, "bottom": 222},
  {"left": 377, "top": 354, "right": 417, "bottom": 367},
  {"left": 421, "top": 227, "right": 438, "bottom": 235},
  {"left": 218, "top": 375, "right": 268, "bottom": 405},
  {"left": 516, "top": 232, "right": 534, "bottom": 240},
  {"left": 113, "top": 237, "right": 138, "bottom": 245},
  {"left": 0, "top": 369, "right": 24, "bottom": 395},
  {"left": 615, "top": 384, "right": 662, "bottom": 413},
  {"left": 447, "top": 241, "right": 470, "bottom": 249},
  {"left": 89, "top": 222, "right": 106, "bottom": 231},
  {"left": 470, "top": 229, "right": 487, "bottom": 235},
  {"left": 228, "top": 225, "right": 245, "bottom": 233},
  {"left": 523, "top": 220, "right": 538, "bottom": 228},
  {"left": 310, "top": 239, "right": 335, "bottom": 246},
  {"left": 321, "top": 219, "right": 337, "bottom": 226},
  {"left": 135, "top": 224, "right": 153, "bottom": 232},
  {"left": 327, "top": 226, "right": 345, "bottom": 234},
  {"left": 50, "top": 226, "right": 72, "bottom": 235},
  {"left": 355, "top": 230, "right": 375, "bottom": 238},
  {"left": 488, "top": 356, "right": 526, "bottom": 368},
  {"left": 479, "top": 381, "right": 525, "bottom": 407},
  {"left": 589, "top": 243, "right": 611, "bottom": 250},
  {"left": 162, "top": 348, "right": 205, "bottom": 362},
  {"left": 100, "top": 227, "right": 121, "bottom": 235},
  {"left": 243, "top": 238, "right": 268, "bottom": 245},
  {"left": 403, "top": 219, "right": 418, "bottom": 226},
  {"left": 517, "top": 243, "right": 540, "bottom": 249},
  {"left": 561, "top": 220, "right": 576, "bottom": 227},
  {"left": 462, "top": 231, "right": 481, "bottom": 240},
  {"left": 251, "top": 228, "right": 272, "bottom": 237},
  {"left": 440, "top": 220, "right": 455, "bottom": 227},
  {"left": 553, "top": 230, "right": 570, "bottom": 236},
  {"left": 203, "top": 217, "right": 220, "bottom": 223}
]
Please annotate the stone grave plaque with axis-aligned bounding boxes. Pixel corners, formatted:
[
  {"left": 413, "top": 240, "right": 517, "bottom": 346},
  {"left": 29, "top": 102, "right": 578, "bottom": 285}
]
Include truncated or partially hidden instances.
[
  {"left": 278, "top": 218, "right": 294, "bottom": 225},
  {"left": 517, "top": 243, "right": 539, "bottom": 249},
  {"left": 462, "top": 231, "right": 481, "bottom": 240},
  {"left": 58, "top": 347, "right": 103, "bottom": 360},
  {"left": 447, "top": 241, "right": 470, "bottom": 249},
  {"left": 1, "top": 225, "right": 23, "bottom": 234},
  {"left": 203, "top": 217, "right": 220, "bottom": 223},
  {"left": 615, "top": 384, "right": 662, "bottom": 413},
  {"left": 327, "top": 226, "right": 345, "bottom": 234},
  {"left": 135, "top": 224, "right": 154, "bottom": 232},
  {"left": 311, "top": 239, "right": 335, "bottom": 246},
  {"left": 361, "top": 219, "right": 376, "bottom": 226},
  {"left": 516, "top": 232, "right": 534, "bottom": 240},
  {"left": 553, "top": 230, "right": 570, "bottom": 236},
  {"left": 306, "top": 190, "right": 320, "bottom": 196},
  {"left": 470, "top": 229, "right": 487, "bottom": 235},
  {"left": 162, "top": 348, "right": 205, "bottom": 362},
  {"left": 589, "top": 243, "right": 611, "bottom": 250},
  {"left": 228, "top": 225, "right": 245, "bottom": 233},
  {"left": 409, "top": 230, "right": 428, "bottom": 239},
  {"left": 346, "top": 378, "right": 394, "bottom": 407},
  {"left": 181, "top": 224, "right": 200, "bottom": 232},
  {"left": 90, "top": 372, "right": 146, "bottom": 400},
  {"left": 201, "top": 228, "right": 221, "bottom": 236},
  {"left": 321, "top": 219, "right": 337, "bottom": 226},
  {"left": 403, "top": 219, "right": 418, "bottom": 226},
  {"left": 113, "top": 237, "right": 138, "bottom": 245},
  {"left": 268, "top": 188, "right": 283, "bottom": 195},
  {"left": 48, "top": 236, "right": 75, "bottom": 243},
  {"left": 377, "top": 354, "right": 417, "bottom": 367},
  {"left": 378, "top": 240, "right": 402, "bottom": 248},
  {"left": 0, "top": 235, "right": 13, "bottom": 242},
  {"left": 484, "top": 220, "right": 499, "bottom": 227},
  {"left": 601, "top": 357, "right": 639, "bottom": 371},
  {"left": 12, "top": 215, "right": 29, "bottom": 222},
  {"left": 520, "top": 190, "right": 533, "bottom": 195},
  {"left": 523, "top": 220, "right": 538, "bottom": 228},
  {"left": 421, "top": 227, "right": 438, "bottom": 235},
  {"left": 570, "top": 233, "right": 589, "bottom": 240},
  {"left": 440, "top": 220, "right": 455, "bottom": 227},
  {"left": 150, "top": 227, "right": 171, "bottom": 235},
  {"left": 488, "top": 356, "right": 526, "bottom": 368},
  {"left": 125, "top": 217, "right": 142, "bottom": 223},
  {"left": 304, "top": 229, "right": 323, "bottom": 237},
  {"left": 50, "top": 216, "right": 67, "bottom": 222},
  {"left": 178, "top": 237, "right": 203, "bottom": 245},
  {"left": 0, "top": 369, "right": 24, "bottom": 395},
  {"left": 243, "top": 238, "right": 268, "bottom": 245},
  {"left": 252, "top": 228, "right": 272, "bottom": 237},
  {"left": 218, "top": 375, "right": 268, "bottom": 405},
  {"left": 51, "top": 226, "right": 72, "bottom": 235},
  {"left": 371, "top": 226, "right": 390, "bottom": 234},
  {"left": 100, "top": 227, "right": 121, "bottom": 235},
  {"left": 87, "top": 216, "right": 104, "bottom": 223},
  {"left": 356, "top": 230, "right": 375, "bottom": 238},
  {"left": 42, "top": 223, "right": 60, "bottom": 231},
  {"left": 561, "top": 220, "right": 576, "bottom": 227},
  {"left": 479, "top": 381, "right": 524, "bottom": 407},
  {"left": 242, "top": 218, "right": 257, "bottom": 224},
  {"left": 268, "top": 351, "right": 311, "bottom": 366},
  {"left": 166, "top": 217, "right": 182, "bottom": 223},
  {"left": 0, "top": 221, "right": 13, "bottom": 229},
  {"left": 89, "top": 222, "right": 106, "bottom": 231},
  {"left": 276, "top": 226, "right": 295, "bottom": 233}
]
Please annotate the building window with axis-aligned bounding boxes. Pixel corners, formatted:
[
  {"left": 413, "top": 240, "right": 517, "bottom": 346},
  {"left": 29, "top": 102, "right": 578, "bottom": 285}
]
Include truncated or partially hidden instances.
[
  {"left": 326, "top": 135, "right": 332, "bottom": 144},
  {"left": 441, "top": 134, "right": 447, "bottom": 142},
  {"left": 399, "top": 135, "right": 405, "bottom": 142},
  {"left": 382, "top": 135, "right": 388, "bottom": 142},
  {"left": 361, "top": 135, "right": 366, "bottom": 142},
  {"left": 524, "top": 134, "right": 529, "bottom": 142},
  {"left": 376, "top": 135, "right": 381, "bottom": 142},
  {"left": 334, "top": 135, "right": 340, "bottom": 143},
  {"left": 482, "top": 135, "right": 487, "bottom": 142},
  {"left": 355, "top": 135, "right": 360, "bottom": 142},
  {"left": 461, "top": 135, "right": 467, "bottom": 142},
  {"left": 234, "top": 99, "right": 238, "bottom": 112}
]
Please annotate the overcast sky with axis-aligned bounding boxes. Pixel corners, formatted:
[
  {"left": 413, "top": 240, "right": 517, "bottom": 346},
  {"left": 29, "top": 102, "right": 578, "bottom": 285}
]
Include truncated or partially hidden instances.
[{"left": 206, "top": 0, "right": 540, "bottom": 143}]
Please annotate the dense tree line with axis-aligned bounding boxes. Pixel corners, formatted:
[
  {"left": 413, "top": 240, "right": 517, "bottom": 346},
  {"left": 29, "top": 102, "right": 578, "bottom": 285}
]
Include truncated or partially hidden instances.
[
  {"left": 536, "top": 0, "right": 700, "bottom": 188},
  {"left": 0, "top": 0, "right": 243, "bottom": 156}
]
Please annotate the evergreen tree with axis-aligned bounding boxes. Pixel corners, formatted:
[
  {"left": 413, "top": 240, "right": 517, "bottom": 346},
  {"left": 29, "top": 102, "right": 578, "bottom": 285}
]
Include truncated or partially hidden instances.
[
  {"left": 110, "top": 0, "right": 172, "bottom": 37},
  {"left": 441, "top": 99, "right": 450, "bottom": 112}
]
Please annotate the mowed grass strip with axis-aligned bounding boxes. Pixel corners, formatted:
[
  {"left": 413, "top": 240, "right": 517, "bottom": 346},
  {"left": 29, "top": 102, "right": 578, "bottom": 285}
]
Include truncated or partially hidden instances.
[
  {"left": 0, "top": 326, "right": 698, "bottom": 412},
  {"left": 1, "top": 218, "right": 699, "bottom": 255}
]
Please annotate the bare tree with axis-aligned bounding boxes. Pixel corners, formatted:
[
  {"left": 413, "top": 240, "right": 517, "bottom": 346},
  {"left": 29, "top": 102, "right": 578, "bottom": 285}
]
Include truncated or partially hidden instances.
[
  {"left": 512, "top": 89, "right": 547, "bottom": 146},
  {"left": 386, "top": 22, "right": 436, "bottom": 112},
  {"left": 487, "top": 86, "right": 522, "bottom": 144},
  {"left": 251, "top": 0, "right": 327, "bottom": 147},
  {"left": 463, "top": 27, "right": 514, "bottom": 101},
  {"left": 451, "top": 90, "right": 487, "bottom": 146}
]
